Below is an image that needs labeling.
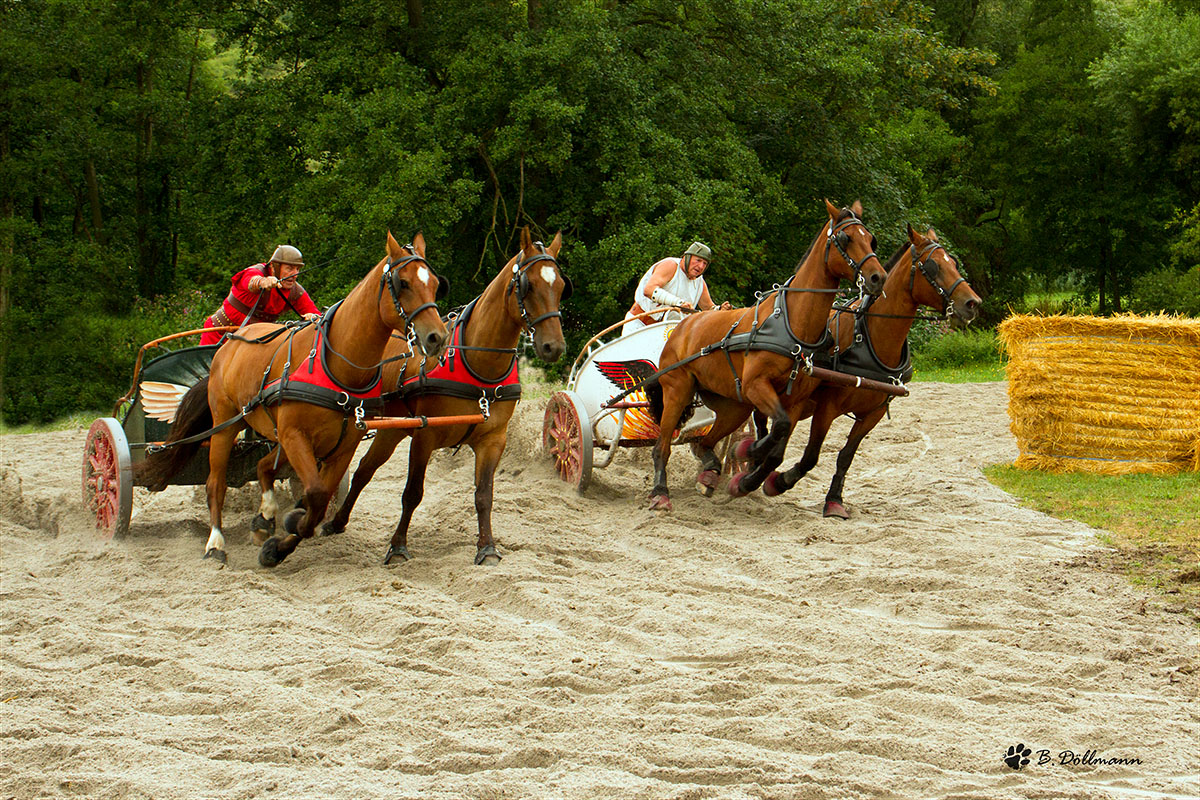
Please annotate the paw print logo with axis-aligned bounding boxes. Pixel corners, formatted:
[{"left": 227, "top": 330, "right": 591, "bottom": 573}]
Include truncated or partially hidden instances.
[{"left": 1004, "top": 743, "right": 1032, "bottom": 770}]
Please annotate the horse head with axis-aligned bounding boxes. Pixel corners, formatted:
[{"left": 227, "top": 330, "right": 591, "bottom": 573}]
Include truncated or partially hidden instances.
[
  {"left": 905, "top": 225, "right": 981, "bottom": 324},
  {"left": 508, "top": 226, "right": 570, "bottom": 363},
  {"left": 823, "top": 199, "right": 887, "bottom": 297},
  {"left": 381, "top": 231, "right": 449, "bottom": 357}
]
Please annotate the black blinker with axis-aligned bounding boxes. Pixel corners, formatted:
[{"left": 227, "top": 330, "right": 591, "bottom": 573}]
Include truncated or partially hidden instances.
[
  {"left": 560, "top": 274, "right": 573, "bottom": 302},
  {"left": 436, "top": 275, "right": 450, "bottom": 301}
]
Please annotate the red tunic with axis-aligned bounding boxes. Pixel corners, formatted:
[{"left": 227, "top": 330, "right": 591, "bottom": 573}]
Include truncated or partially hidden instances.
[{"left": 201, "top": 263, "right": 319, "bottom": 345}]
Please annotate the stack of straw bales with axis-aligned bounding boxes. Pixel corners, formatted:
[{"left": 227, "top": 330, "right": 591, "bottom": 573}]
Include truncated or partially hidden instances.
[{"left": 998, "top": 314, "right": 1200, "bottom": 474}]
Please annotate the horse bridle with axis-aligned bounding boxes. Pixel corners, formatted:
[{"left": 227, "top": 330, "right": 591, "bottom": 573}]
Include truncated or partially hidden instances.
[
  {"left": 824, "top": 215, "right": 881, "bottom": 292},
  {"left": 507, "top": 243, "right": 573, "bottom": 331},
  {"left": 910, "top": 242, "right": 967, "bottom": 316},
  {"left": 379, "top": 244, "right": 449, "bottom": 331}
]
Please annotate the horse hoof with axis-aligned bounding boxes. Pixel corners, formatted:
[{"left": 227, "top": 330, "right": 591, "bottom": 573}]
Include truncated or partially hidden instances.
[
  {"left": 251, "top": 512, "right": 275, "bottom": 536},
  {"left": 474, "top": 545, "right": 501, "bottom": 566},
  {"left": 728, "top": 472, "right": 752, "bottom": 498},
  {"left": 695, "top": 469, "right": 719, "bottom": 497},
  {"left": 282, "top": 507, "right": 306, "bottom": 536},
  {"left": 823, "top": 501, "right": 850, "bottom": 519},
  {"left": 383, "top": 545, "right": 411, "bottom": 565},
  {"left": 203, "top": 548, "right": 227, "bottom": 565},
  {"left": 258, "top": 538, "right": 287, "bottom": 568},
  {"left": 763, "top": 471, "right": 787, "bottom": 497},
  {"left": 321, "top": 520, "right": 345, "bottom": 537},
  {"left": 734, "top": 437, "right": 755, "bottom": 462},
  {"left": 648, "top": 494, "right": 672, "bottom": 512}
]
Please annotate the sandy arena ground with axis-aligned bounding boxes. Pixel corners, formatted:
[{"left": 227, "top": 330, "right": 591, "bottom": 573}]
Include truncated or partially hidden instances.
[{"left": 2, "top": 381, "right": 1197, "bottom": 799}]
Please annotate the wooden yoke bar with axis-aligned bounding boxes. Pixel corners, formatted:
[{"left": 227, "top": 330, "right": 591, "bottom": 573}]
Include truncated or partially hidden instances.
[
  {"left": 364, "top": 413, "right": 488, "bottom": 430},
  {"left": 807, "top": 365, "right": 910, "bottom": 397}
]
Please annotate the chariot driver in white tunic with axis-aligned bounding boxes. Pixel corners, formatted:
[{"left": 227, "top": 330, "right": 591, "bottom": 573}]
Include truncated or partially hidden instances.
[{"left": 622, "top": 241, "right": 732, "bottom": 335}]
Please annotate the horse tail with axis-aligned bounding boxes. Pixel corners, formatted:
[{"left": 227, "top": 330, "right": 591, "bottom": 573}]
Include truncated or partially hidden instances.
[
  {"left": 133, "top": 377, "right": 212, "bottom": 492},
  {"left": 646, "top": 377, "right": 664, "bottom": 425}
]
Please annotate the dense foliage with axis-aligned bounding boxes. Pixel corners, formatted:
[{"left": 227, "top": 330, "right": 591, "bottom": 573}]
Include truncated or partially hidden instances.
[{"left": 2, "top": 0, "right": 1197, "bottom": 422}]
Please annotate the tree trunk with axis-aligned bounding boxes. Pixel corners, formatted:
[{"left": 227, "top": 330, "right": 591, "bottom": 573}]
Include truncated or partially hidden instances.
[
  {"left": 528, "top": 0, "right": 543, "bottom": 30},
  {"left": 406, "top": 0, "right": 422, "bottom": 30},
  {"left": 85, "top": 158, "right": 104, "bottom": 242},
  {"left": 1098, "top": 222, "right": 1117, "bottom": 313},
  {"left": 135, "top": 61, "right": 158, "bottom": 296},
  {"left": 0, "top": 128, "right": 11, "bottom": 410}
]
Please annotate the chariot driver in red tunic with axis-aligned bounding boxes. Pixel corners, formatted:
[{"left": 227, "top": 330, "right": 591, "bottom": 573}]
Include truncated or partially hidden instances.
[
  {"left": 621, "top": 241, "right": 731, "bottom": 336},
  {"left": 200, "top": 245, "right": 322, "bottom": 345}
]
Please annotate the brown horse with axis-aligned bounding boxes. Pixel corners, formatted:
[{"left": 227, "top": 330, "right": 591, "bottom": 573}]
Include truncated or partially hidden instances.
[
  {"left": 647, "top": 200, "right": 888, "bottom": 511},
  {"left": 321, "top": 227, "right": 570, "bottom": 565},
  {"left": 760, "top": 225, "right": 981, "bottom": 515},
  {"left": 137, "top": 232, "right": 448, "bottom": 567}
]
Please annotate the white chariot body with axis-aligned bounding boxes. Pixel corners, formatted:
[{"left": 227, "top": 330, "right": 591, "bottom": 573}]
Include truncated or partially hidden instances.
[{"left": 543, "top": 310, "right": 739, "bottom": 492}]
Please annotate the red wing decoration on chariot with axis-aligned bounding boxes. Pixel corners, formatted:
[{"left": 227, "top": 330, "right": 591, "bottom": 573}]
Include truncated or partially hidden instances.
[{"left": 594, "top": 359, "right": 658, "bottom": 392}]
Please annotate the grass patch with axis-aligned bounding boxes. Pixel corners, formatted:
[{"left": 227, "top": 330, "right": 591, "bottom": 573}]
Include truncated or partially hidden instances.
[
  {"left": 0, "top": 410, "right": 108, "bottom": 435},
  {"left": 912, "top": 363, "right": 1006, "bottom": 383},
  {"left": 909, "top": 327, "right": 1005, "bottom": 382},
  {"left": 984, "top": 465, "right": 1200, "bottom": 604}
]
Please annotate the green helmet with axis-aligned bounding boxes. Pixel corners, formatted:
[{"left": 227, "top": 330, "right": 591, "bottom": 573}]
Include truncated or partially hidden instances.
[{"left": 682, "top": 241, "right": 712, "bottom": 271}]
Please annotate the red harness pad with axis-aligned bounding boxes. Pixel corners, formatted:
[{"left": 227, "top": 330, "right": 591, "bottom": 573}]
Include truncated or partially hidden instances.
[{"left": 404, "top": 320, "right": 519, "bottom": 390}]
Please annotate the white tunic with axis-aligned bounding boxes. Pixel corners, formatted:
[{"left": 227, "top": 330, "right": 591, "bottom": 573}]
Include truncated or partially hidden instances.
[{"left": 622, "top": 258, "right": 707, "bottom": 335}]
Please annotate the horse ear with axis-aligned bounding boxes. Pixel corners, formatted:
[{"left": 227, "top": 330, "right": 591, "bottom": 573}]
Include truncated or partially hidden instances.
[
  {"left": 412, "top": 231, "right": 426, "bottom": 257},
  {"left": 926, "top": 227, "right": 938, "bottom": 242},
  {"left": 547, "top": 231, "right": 563, "bottom": 257},
  {"left": 823, "top": 199, "right": 838, "bottom": 218},
  {"left": 907, "top": 223, "right": 921, "bottom": 245},
  {"left": 386, "top": 230, "right": 402, "bottom": 259},
  {"left": 850, "top": 199, "right": 864, "bottom": 217},
  {"left": 520, "top": 225, "right": 532, "bottom": 253}
]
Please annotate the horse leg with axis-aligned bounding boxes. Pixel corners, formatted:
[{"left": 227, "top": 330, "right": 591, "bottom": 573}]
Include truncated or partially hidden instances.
[
  {"left": 824, "top": 408, "right": 887, "bottom": 519},
  {"left": 649, "top": 372, "right": 696, "bottom": 512},
  {"left": 729, "top": 383, "right": 791, "bottom": 496},
  {"left": 251, "top": 446, "right": 284, "bottom": 545},
  {"left": 753, "top": 410, "right": 768, "bottom": 440},
  {"left": 470, "top": 435, "right": 506, "bottom": 566},
  {"left": 203, "top": 426, "right": 241, "bottom": 564},
  {"left": 322, "top": 428, "right": 405, "bottom": 536},
  {"left": 691, "top": 396, "right": 751, "bottom": 497},
  {"left": 384, "top": 436, "right": 433, "bottom": 564},
  {"left": 764, "top": 401, "right": 840, "bottom": 498},
  {"left": 258, "top": 429, "right": 340, "bottom": 568}
]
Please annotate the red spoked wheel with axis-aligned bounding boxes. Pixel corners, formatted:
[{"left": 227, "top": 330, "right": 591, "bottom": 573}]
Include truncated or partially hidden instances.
[
  {"left": 722, "top": 422, "right": 756, "bottom": 476},
  {"left": 82, "top": 417, "right": 133, "bottom": 540},
  {"left": 543, "top": 390, "right": 593, "bottom": 493}
]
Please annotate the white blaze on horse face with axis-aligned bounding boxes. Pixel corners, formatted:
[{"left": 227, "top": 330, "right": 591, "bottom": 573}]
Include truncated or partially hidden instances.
[
  {"left": 417, "top": 266, "right": 432, "bottom": 287},
  {"left": 540, "top": 265, "right": 558, "bottom": 287},
  {"left": 206, "top": 526, "right": 226, "bottom": 555},
  {"left": 259, "top": 488, "right": 277, "bottom": 521}
]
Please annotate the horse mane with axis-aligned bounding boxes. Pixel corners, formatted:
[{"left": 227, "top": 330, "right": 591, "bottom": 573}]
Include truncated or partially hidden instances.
[{"left": 883, "top": 242, "right": 909, "bottom": 274}]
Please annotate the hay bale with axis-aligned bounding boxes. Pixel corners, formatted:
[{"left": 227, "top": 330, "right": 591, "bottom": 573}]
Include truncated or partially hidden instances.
[{"left": 998, "top": 314, "right": 1200, "bottom": 474}]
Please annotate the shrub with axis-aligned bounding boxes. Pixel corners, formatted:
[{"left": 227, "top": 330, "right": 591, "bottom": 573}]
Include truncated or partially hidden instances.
[
  {"left": 1128, "top": 265, "right": 1200, "bottom": 316},
  {"left": 911, "top": 327, "right": 1002, "bottom": 369}
]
